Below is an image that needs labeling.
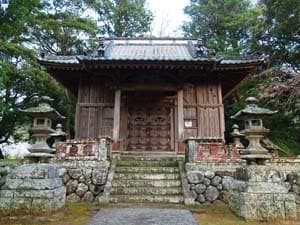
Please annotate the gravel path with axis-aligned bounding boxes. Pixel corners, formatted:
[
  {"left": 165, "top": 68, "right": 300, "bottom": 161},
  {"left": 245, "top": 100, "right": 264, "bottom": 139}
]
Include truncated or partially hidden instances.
[{"left": 85, "top": 207, "right": 199, "bottom": 225}]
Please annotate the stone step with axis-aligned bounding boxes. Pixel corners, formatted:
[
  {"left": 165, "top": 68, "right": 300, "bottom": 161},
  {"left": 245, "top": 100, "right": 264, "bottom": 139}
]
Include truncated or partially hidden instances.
[
  {"left": 115, "top": 166, "right": 180, "bottom": 174},
  {"left": 116, "top": 160, "right": 178, "bottom": 167},
  {"left": 111, "top": 186, "right": 183, "bottom": 195},
  {"left": 114, "top": 173, "right": 180, "bottom": 180},
  {"left": 119, "top": 155, "right": 178, "bottom": 162},
  {"left": 110, "top": 194, "right": 184, "bottom": 204},
  {"left": 112, "top": 179, "right": 182, "bottom": 188}
]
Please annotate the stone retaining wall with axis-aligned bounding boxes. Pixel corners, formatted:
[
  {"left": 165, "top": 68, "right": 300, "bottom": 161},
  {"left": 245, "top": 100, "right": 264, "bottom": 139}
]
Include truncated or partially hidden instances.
[
  {"left": 0, "top": 163, "right": 66, "bottom": 219},
  {"left": 186, "top": 160, "right": 300, "bottom": 205},
  {"left": 56, "top": 160, "right": 110, "bottom": 202},
  {"left": 186, "top": 170, "right": 235, "bottom": 204},
  {"left": 1, "top": 160, "right": 110, "bottom": 203}
]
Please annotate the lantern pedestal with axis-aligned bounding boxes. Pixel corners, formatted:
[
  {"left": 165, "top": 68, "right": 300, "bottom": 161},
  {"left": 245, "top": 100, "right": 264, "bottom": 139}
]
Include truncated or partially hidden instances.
[{"left": 240, "top": 128, "right": 271, "bottom": 164}]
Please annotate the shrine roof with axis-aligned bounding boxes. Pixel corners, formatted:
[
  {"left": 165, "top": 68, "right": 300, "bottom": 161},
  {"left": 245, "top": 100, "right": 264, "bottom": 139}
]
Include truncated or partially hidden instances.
[
  {"left": 39, "top": 38, "right": 263, "bottom": 64},
  {"left": 38, "top": 38, "right": 264, "bottom": 99}
]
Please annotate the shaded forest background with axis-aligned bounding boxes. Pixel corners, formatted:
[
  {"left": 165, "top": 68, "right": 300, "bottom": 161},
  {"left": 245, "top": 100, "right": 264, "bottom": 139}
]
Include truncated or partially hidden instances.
[{"left": 0, "top": 0, "right": 299, "bottom": 156}]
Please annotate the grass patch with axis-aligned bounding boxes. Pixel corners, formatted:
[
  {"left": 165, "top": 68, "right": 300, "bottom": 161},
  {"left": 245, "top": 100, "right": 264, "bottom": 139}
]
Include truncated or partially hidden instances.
[
  {"left": 0, "top": 202, "right": 96, "bottom": 225},
  {"left": 194, "top": 202, "right": 300, "bottom": 225}
]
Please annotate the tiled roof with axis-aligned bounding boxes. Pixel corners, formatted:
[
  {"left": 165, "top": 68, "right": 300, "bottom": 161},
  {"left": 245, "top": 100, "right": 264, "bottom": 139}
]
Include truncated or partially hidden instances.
[{"left": 39, "top": 39, "right": 263, "bottom": 64}]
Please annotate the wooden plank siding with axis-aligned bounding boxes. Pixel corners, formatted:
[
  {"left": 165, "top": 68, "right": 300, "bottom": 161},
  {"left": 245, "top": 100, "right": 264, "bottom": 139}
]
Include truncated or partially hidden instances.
[
  {"left": 75, "top": 77, "right": 114, "bottom": 139},
  {"left": 183, "top": 82, "right": 225, "bottom": 140},
  {"left": 75, "top": 77, "right": 225, "bottom": 144}
]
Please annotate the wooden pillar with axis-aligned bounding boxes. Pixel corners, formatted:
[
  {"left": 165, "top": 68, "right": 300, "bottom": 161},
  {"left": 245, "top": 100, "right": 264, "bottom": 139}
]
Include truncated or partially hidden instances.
[
  {"left": 113, "top": 89, "right": 121, "bottom": 142},
  {"left": 177, "top": 89, "right": 184, "bottom": 140},
  {"left": 218, "top": 82, "right": 225, "bottom": 140},
  {"left": 75, "top": 77, "right": 82, "bottom": 139}
]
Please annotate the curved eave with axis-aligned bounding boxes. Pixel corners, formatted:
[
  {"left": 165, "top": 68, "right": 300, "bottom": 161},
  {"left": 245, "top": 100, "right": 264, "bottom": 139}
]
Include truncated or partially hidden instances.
[
  {"left": 39, "top": 58, "right": 261, "bottom": 71},
  {"left": 39, "top": 58, "right": 262, "bottom": 99}
]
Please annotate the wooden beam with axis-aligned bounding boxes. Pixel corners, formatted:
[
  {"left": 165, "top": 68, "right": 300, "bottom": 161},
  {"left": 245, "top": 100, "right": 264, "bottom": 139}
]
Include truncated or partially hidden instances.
[
  {"left": 120, "top": 83, "right": 178, "bottom": 91},
  {"left": 177, "top": 89, "right": 184, "bottom": 140},
  {"left": 113, "top": 89, "right": 121, "bottom": 142}
]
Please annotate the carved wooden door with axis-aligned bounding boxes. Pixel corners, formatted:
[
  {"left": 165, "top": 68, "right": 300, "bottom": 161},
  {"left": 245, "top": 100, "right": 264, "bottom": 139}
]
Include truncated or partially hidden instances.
[{"left": 127, "top": 105, "right": 171, "bottom": 151}]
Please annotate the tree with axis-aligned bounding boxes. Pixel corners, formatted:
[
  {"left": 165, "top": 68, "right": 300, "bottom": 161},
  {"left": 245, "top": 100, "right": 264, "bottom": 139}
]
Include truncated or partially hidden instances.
[
  {"left": 252, "top": 0, "right": 300, "bottom": 69},
  {"left": 91, "top": 0, "right": 153, "bottom": 37},
  {"left": 183, "top": 0, "right": 262, "bottom": 55},
  {"left": 0, "top": 0, "right": 74, "bottom": 144},
  {"left": 28, "top": 0, "right": 98, "bottom": 55}
]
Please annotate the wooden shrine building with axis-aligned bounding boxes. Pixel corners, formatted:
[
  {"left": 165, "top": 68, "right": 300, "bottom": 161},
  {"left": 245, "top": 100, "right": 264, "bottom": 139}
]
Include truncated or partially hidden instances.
[{"left": 39, "top": 38, "right": 262, "bottom": 155}]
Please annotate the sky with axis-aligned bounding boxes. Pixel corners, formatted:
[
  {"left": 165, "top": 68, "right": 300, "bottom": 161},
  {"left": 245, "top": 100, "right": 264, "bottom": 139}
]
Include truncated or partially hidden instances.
[
  {"left": 147, "top": 0, "right": 258, "bottom": 37},
  {"left": 147, "top": 0, "right": 190, "bottom": 37}
]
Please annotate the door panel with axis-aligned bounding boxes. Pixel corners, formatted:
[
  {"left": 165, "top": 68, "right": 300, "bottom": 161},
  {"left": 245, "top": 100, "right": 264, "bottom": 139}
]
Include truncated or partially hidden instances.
[{"left": 127, "top": 105, "right": 172, "bottom": 151}]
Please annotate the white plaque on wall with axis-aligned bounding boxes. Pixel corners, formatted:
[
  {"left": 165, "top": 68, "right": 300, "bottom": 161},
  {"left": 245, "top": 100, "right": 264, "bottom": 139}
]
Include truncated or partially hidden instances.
[{"left": 185, "top": 121, "right": 193, "bottom": 128}]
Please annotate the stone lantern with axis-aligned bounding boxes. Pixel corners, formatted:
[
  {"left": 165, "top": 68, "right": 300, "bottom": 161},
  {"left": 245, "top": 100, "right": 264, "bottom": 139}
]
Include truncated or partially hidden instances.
[
  {"left": 50, "top": 123, "right": 67, "bottom": 148},
  {"left": 231, "top": 97, "right": 277, "bottom": 164},
  {"left": 231, "top": 124, "right": 244, "bottom": 150},
  {"left": 21, "top": 96, "right": 65, "bottom": 162}
]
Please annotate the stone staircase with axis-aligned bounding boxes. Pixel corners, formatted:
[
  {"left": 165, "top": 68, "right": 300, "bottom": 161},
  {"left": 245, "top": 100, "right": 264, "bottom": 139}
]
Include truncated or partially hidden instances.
[{"left": 110, "top": 157, "right": 184, "bottom": 204}]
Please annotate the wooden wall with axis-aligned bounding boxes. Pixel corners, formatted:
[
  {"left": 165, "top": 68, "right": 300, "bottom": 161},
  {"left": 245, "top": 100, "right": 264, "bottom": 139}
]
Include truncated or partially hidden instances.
[
  {"left": 75, "top": 77, "right": 114, "bottom": 138},
  {"left": 74, "top": 77, "right": 225, "bottom": 143},
  {"left": 183, "top": 82, "right": 225, "bottom": 139}
]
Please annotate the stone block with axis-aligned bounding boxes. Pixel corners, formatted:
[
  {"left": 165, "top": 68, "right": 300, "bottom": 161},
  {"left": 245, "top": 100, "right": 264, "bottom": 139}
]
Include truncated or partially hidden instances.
[
  {"left": 0, "top": 190, "right": 14, "bottom": 197},
  {"left": 269, "top": 202, "right": 285, "bottom": 220},
  {"left": 284, "top": 201, "right": 297, "bottom": 220},
  {"left": 204, "top": 171, "right": 215, "bottom": 179},
  {"left": 58, "top": 168, "right": 67, "bottom": 177},
  {"left": 196, "top": 194, "right": 205, "bottom": 203},
  {"left": 0, "top": 167, "right": 8, "bottom": 176},
  {"left": 256, "top": 202, "right": 270, "bottom": 221},
  {"left": 0, "top": 197, "right": 12, "bottom": 216},
  {"left": 76, "top": 183, "right": 88, "bottom": 197},
  {"left": 222, "top": 176, "right": 235, "bottom": 190},
  {"left": 229, "top": 190, "right": 297, "bottom": 221},
  {"left": 82, "top": 191, "right": 94, "bottom": 202},
  {"left": 66, "top": 179, "right": 78, "bottom": 194},
  {"left": 62, "top": 173, "right": 70, "bottom": 184},
  {"left": 54, "top": 186, "right": 66, "bottom": 197},
  {"left": 194, "top": 184, "right": 206, "bottom": 194},
  {"left": 10, "top": 198, "right": 32, "bottom": 216},
  {"left": 5, "top": 178, "right": 63, "bottom": 190},
  {"left": 14, "top": 189, "right": 54, "bottom": 199},
  {"left": 245, "top": 182, "right": 289, "bottom": 193},
  {"left": 83, "top": 168, "right": 92, "bottom": 179},
  {"left": 0, "top": 177, "right": 6, "bottom": 186},
  {"left": 203, "top": 178, "right": 211, "bottom": 186},
  {"left": 68, "top": 169, "right": 82, "bottom": 179},
  {"left": 236, "top": 166, "right": 286, "bottom": 183},
  {"left": 66, "top": 193, "right": 80, "bottom": 202},
  {"left": 211, "top": 176, "right": 222, "bottom": 186},
  {"left": 52, "top": 193, "right": 66, "bottom": 210},
  {"left": 204, "top": 186, "right": 219, "bottom": 202},
  {"left": 92, "top": 169, "right": 107, "bottom": 185},
  {"left": 31, "top": 199, "right": 53, "bottom": 216},
  {"left": 187, "top": 171, "right": 204, "bottom": 184},
  {"left": 9, "top": 164, "right": 59, "bottom": 179},
  {"left": 274, "top": 193, "right": 295, "bottom": 202}
]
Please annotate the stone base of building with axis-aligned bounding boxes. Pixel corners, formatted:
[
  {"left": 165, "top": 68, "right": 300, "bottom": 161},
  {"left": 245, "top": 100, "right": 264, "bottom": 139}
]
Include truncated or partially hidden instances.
[
  {"left": 0, "top": 163, "right": 66, "bottom": 220},
  {"left": 228, "top": 165, "right": 297, "bottom": 221},
  {"left": 229, "top": 191, "right": 296, "bottom": 221}
]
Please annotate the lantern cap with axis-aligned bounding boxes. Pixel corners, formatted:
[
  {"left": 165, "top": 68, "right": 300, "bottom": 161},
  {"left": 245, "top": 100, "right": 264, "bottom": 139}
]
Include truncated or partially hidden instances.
[
  {"left": 231, "top": 97, "right": 277, "bottom": 120},
  {"left": 20, "top": 96, "right": 65, "bottom": 120}
]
